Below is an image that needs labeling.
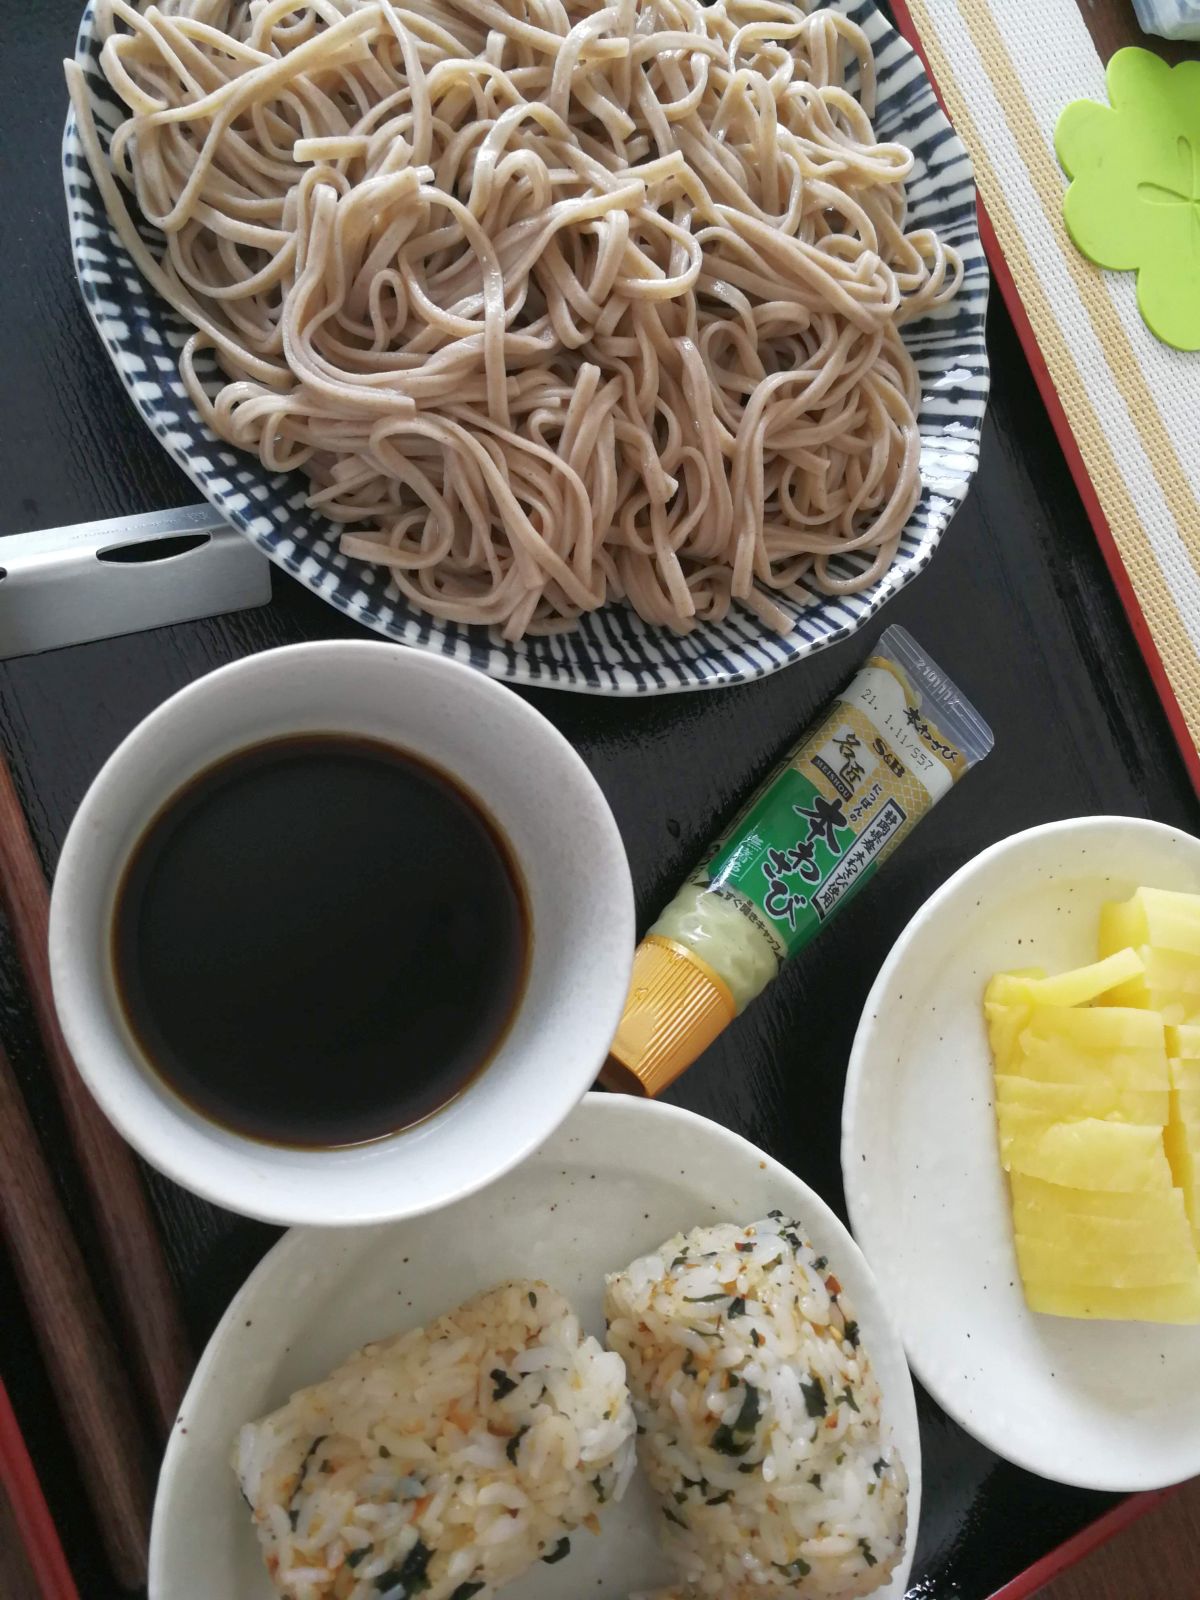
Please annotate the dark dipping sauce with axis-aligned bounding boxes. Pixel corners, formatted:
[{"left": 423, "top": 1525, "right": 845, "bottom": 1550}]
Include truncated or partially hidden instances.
[{"left": 112, "top": 734, "right": 529, "bottom": 1147}]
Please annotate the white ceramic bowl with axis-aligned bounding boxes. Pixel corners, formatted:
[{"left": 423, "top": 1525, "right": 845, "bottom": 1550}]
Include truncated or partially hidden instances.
[
  {"left": 49, "top": 641, "right": 634, "bottom": 1226},
  {"left": 151, "top": 1095, "right": 921, "bottom": 1600},
  {"left": 842, "top": 816, "right": 1200, "bottom": 1490}
]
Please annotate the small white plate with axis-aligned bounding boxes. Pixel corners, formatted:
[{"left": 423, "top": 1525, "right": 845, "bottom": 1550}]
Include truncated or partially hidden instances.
[
  {"left": 842, "top": 816, "right": 1200, "bottom": 1491},
  {"left": 151, "top": 1095, "right": 920, "bottom": 1598}
]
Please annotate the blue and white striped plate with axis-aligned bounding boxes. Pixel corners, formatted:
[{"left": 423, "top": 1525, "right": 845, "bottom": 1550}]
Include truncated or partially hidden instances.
[{"left": 64, "top": 0, "right": 988, "bottom": 696}]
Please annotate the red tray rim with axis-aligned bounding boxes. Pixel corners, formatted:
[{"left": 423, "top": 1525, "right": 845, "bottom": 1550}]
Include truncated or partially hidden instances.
[
  {"left": 0, "top": 1376, "right": 80, "bottom": 1600},
  {"left": 985, "top": 1487, "right": 1169, "bottom": 1599},
  {"left": 5, "top": 4, "right": 1188, "bottom": 1595}
]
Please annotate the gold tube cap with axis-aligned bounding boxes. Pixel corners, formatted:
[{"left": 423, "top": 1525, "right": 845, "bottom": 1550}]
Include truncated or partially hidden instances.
[{"left": 600, "top": 936, "right": 736, "bottom": 1097}]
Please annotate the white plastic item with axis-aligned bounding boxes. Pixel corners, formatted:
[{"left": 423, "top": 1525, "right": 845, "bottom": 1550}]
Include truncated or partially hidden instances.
[{"left": 1132, "top": 0, "right": 1200, "bottom": 40}]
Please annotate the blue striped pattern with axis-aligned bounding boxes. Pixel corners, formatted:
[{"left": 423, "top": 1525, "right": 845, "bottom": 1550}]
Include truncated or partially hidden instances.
[{"left": 63, "top": 0, "right": 988, "bottom": 696}]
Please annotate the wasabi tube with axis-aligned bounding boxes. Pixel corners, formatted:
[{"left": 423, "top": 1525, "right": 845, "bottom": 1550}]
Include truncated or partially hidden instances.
[{"left": 603, "top": 626, "right": 993, "bottom": 1095}]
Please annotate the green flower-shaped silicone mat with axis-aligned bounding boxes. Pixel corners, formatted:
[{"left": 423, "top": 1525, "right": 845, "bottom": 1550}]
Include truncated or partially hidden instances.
[{"left": 1056, "top": 47, "right": 1200, "bottom": 353}]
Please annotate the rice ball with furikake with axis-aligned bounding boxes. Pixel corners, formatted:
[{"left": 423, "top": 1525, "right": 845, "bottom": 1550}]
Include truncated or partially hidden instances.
[
  {"left": 604, "top": 1216, "right": 908, "bottom": 1598},
  {"left": 234, "top": 1280, "right": 636, "bottom": 1600}
]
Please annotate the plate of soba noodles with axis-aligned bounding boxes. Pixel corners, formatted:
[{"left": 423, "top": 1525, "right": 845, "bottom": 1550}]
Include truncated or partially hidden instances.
[{"left": 63, "top": 0, "right": 988, "bottom": 694}]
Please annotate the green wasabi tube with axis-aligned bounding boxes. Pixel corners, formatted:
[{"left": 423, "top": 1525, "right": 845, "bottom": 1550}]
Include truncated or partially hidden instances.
[{"left": 602, "top": 625, "right": 993, "bottom": 1095}]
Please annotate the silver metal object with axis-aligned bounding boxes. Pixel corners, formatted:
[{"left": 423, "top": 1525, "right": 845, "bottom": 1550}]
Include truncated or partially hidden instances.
[{"left": 0, "top": 504, "right": 271, "bottom": 661}]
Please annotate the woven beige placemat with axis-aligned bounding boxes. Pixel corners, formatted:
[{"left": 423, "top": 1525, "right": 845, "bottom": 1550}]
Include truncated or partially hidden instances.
[{"left": 893, "top": 0, "right": 1200, "bottom": 781}]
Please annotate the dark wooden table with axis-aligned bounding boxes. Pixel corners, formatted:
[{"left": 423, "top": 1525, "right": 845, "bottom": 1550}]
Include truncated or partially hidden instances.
[{"left": 2, "top": 2, "right": 1197, "bottom": 1597}]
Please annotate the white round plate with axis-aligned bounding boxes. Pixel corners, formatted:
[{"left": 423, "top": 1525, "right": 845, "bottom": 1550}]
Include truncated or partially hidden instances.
[
  {"left": 842, "top": 816, "right": 1200, "bottom": 1491},
  {"left": 151, "top": 1095, "right": 920, "bottom": 1598}
]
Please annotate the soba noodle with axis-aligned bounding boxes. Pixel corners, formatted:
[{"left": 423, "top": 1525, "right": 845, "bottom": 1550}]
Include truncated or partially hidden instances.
[{"left": 67, "top": 0, "right": 962, "bottom": 639}]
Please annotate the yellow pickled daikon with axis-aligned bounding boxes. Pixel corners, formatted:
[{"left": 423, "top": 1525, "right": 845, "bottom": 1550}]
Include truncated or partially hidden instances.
[{"left": 984, "top": 893, "right": 1200, "bottom": 1324}]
